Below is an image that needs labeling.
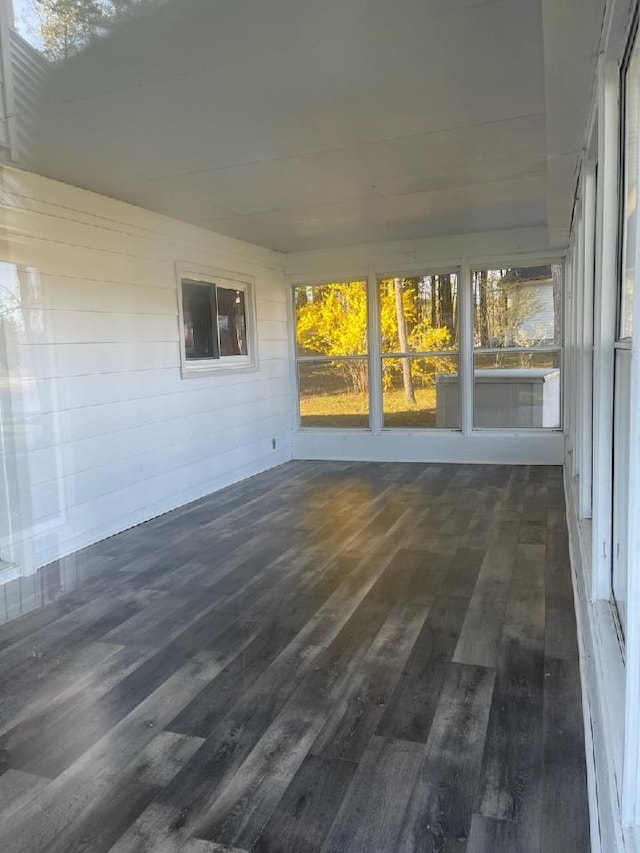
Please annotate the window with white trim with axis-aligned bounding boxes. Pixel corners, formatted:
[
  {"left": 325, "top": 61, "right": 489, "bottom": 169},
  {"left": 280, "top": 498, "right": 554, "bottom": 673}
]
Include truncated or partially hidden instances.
[
  {"left": 378, "top": 272, "right": 460, "bottom": 429},
  {"left": 177, "top": 267, "right": 255, "bottom": 375},
  {"left": 471, "top": 265, "right": 563, "bottom": 429},
  {"left": 294, "top": 279, "right": 369, "bottom": 428}
]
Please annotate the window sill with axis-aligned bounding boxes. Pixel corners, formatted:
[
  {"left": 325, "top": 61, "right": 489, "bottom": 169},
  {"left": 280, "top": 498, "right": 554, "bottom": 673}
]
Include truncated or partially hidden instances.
[{"left": 180, "top": 361, "right": 258, "bottom": 379}]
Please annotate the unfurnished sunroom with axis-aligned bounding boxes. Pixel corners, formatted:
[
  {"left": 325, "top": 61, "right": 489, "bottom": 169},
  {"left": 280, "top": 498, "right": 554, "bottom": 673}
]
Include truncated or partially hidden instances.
[{"left": 0, "top": 0, "right": 639, "bottom": 851}]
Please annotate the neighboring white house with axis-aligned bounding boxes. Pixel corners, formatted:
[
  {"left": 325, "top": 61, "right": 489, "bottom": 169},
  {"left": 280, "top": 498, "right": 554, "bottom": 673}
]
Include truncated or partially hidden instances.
[{"left": 504, "top": 268, "right": 557, "bottom": 345}]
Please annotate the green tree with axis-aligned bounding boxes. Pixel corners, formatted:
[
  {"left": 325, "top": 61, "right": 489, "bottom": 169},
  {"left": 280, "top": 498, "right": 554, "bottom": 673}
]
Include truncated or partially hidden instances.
[
  {"left": 34, "top": 0, "right": 106, "bottom": 59},
  {"left": 32, "top": 0, "right": 154, "bottom": 60}
]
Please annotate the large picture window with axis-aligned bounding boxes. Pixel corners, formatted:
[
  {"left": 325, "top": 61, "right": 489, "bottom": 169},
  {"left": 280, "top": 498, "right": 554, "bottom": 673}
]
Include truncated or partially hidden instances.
[
  {"left": 292, "top": 264, "right": 563, "bottom": 432},
  {"left": 178, "top": 266, "right": 254, "bottom": 375}
]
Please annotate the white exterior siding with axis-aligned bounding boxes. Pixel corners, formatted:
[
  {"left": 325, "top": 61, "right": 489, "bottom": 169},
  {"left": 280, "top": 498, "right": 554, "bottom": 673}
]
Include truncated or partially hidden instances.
[
  {"left": 0, "top": 166, "right": 292, "bottom": 578},
  {"left": 518, "top": 280, "right": 555, "bottom": 342},
  {"left": 8, "top": 28, "right": 47, "bottom": 164}
]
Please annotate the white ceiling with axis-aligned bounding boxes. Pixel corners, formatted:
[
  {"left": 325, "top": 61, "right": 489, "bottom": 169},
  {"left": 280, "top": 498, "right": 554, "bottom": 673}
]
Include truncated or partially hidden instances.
[{"left": 21, "top": 0, "right": 604, "bottom": 252}]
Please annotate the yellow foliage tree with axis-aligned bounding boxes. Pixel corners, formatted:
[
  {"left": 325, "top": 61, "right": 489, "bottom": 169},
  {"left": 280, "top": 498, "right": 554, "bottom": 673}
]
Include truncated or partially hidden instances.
[
  {"left": 296, "top": 281, "right": 368, "bottom": 393},
  {"left": 295, "top": 279, "right": 456, "bottom": 399}
]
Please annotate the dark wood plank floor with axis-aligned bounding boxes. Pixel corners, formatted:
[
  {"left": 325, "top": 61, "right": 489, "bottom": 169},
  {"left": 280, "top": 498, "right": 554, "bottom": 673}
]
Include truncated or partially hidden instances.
[{"left": 0, "top": 461, "right": 590, "bottom": 852}]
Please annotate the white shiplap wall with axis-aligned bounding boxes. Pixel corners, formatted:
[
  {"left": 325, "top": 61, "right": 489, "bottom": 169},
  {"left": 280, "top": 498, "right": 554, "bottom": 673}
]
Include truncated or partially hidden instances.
[{"left": 0, "top": 166, "right": 292, "bottom": 578}]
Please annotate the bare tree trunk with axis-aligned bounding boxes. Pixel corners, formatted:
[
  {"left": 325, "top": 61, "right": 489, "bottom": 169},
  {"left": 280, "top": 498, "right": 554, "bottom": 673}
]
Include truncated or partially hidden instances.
[
  {"left": 394, "top": 278, "right": 416, "bottom": 405},
  {"left": 502, "top": 280, "right": 510, "bottom": 347},
  {"left": 440, "top": 274, "right": 453, "bottom": 328},
  {"left": 479, "top": 270, "right": 489, "bottom": 346}
]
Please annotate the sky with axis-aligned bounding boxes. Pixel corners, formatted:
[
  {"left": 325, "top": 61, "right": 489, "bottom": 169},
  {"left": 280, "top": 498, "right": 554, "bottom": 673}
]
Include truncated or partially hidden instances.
[{"left": 12, "top": 0, "right": 43, "bottom": 49}]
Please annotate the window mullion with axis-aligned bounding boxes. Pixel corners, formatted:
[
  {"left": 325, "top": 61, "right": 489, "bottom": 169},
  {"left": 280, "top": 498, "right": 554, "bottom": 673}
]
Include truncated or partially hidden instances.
[
  {"left": 211, "top": 285, "right": 221, "bottom": 359},
  {"left": 368, "top": 265, "right": 383, "bottom": 434},
  {"left": 460, "top": 261, "right": 473, "bottom": 436}
]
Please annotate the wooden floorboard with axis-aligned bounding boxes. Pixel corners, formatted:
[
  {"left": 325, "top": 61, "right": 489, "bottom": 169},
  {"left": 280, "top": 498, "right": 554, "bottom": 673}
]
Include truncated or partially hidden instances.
[
  {"left": 0, "top": 461, "right": 589, "bottom": 852},
  {"left": 396, "top": 662, "right": 495, "bottom": 853},
  {"left": 252, "top": 753, "right": 357, "bottom": 853},
  {"left": 319, "top": 735, "right": 425, "bottom": 853}
]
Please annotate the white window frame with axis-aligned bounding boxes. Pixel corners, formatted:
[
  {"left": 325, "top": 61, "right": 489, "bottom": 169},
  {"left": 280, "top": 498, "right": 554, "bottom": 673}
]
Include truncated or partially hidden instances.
[
  {"left": 291, "top": 276, "right": 370, "bottom": 431},
  {"left": 468, "top": 260, "right": 565, "bottom": 433},
  {"left": 176, "top": 261, "right": 258, "bottom": 379},
  {"left": 291, "top": 260, "right": 564, "bottom": 435},
  {"left": 614, "top": 16, "right": 640, "bottom": 827},
  {"left": 376, "top": 267, "right": 462, "bottom": 432}
]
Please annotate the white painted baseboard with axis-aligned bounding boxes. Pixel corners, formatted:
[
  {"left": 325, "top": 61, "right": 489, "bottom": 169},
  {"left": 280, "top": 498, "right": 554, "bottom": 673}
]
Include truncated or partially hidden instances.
[{"left": 294, "top": 428, "right": 564, "bottom": 465}]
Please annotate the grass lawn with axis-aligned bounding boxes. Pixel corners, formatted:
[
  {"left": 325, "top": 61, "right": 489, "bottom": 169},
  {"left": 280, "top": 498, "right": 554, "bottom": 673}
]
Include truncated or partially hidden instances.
[{"left": 300, "top": 386, "right": 440, "bottom": 428}]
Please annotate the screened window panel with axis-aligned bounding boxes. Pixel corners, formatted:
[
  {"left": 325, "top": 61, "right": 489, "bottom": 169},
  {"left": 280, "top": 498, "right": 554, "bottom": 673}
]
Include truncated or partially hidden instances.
[
  {"left": 298, "top": 360, "right": 369, "bottom": 428},
  {"left": 294, "top": 281, "right": 368, "bottom": 358},
  {"left": 472, "top": 266, "right": 562, "bottom": 348},
  {"left": 473, "top": 351, "right": 561, "bottom": 429},
  {"left": 378, "top": 274, "right": 458, "bottom": 354},
  {"left": 621, "top": 34, "right": 640, "bottom": 339},
  {"left": 381, "top": 354, "right": 460, "bottom": 429}
]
